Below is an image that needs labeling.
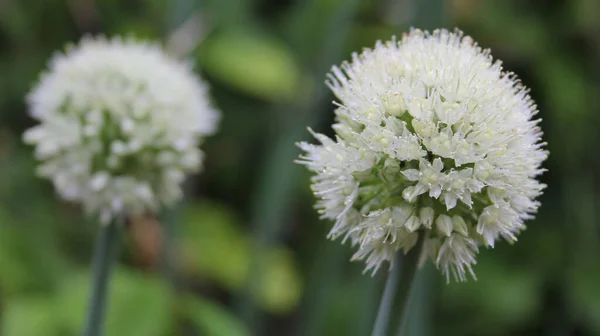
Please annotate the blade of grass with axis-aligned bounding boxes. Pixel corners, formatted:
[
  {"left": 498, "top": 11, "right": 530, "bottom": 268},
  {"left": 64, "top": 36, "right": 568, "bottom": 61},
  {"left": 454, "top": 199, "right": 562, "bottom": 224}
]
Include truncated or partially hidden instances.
[{"left": 235, "top": 0, "right": 361, "bottom": 332}]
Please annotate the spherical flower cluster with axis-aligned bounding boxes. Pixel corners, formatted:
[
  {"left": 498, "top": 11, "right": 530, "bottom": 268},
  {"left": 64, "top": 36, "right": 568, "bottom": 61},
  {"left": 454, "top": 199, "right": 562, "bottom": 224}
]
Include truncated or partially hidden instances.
[
  {"left": 297, "top": 29, "right": 547, "bottom": 281},
  {"left": 23, "top": 36, "right": 220, "bottom": 224}
]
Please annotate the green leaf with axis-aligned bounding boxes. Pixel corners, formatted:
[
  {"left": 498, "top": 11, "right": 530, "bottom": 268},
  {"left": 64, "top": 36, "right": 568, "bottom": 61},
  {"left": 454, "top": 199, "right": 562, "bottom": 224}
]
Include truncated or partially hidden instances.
[
  {"left": 198, "top": 29, "right": 302, "bottom": 102},
  {"left": 183, "top": 296, "right": 250, "bottom": 336},
  {"left": 569, "top": 0, "right": 600, "bottom": 33},
  {"left": 1, "top": 295, "right": 63, "bottom": 336},
  {"left": 0, "top": 210, "right": 35, "bottom": 293},
  {"left": 57, "top": 268, "right": 173, "bottom": 336},
  {"left": 180, "top": 201, "right": 303, "bottom": 314},
  {"left": 181, "top": 200, "right": 250, "bottom": 290},
  {"left": 0, "top": 207, "right": 63, "bottom": 294},
  {"left": 254, "top": 248, "right": 303, "bottom": 314},
  {"left": 113, "top": 20, "right": 162, "bottom": 40}
]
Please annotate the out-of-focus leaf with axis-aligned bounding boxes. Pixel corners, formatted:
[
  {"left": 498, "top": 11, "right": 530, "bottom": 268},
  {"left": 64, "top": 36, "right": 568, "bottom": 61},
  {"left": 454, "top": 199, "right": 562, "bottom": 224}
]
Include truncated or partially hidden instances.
[
  {"left": 183, "top": 295, "right": 250, "bottom": 336},
  {"left": 0, "top": 207, "right": 62, "bottom": 294},
  {"left": 1, "top": 295, "right": 62, "bottom": 336},
  {"left": 57, "top": 268, "right": 172, "bottom": 336},
  {"left": 113, "top": 20, "right": 162, "bottom": 40},
  {"left": 255, "top": 247, "right": 302, "bottom": 314},
  {"left": 180, "top": 200, "right": 303, "bottom": 314},
  {"left": 181, "top": 200, "right": 250, "bottom": 289},
  {"left": 198, "top": 29, "right": 302, "bottom": 102},
  {"left": 569, "top": 0, "right": 600, "bottom": 33},
  {"left": 0, "top": 209, "right": 34, "bottom": 293}
]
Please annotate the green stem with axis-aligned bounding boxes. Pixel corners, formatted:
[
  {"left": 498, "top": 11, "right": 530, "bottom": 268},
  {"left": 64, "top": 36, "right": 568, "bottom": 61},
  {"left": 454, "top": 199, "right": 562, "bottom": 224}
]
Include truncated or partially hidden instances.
[
  {"left": 371, "top": 253, "right": 404, "bottom": 336},
  {"left": 396, "top": 263, "right": 436, "bottom": 336},
  {"left": 82, "top": 221, "right": 121, "bottom": 336},
  {"left": 394, "top": 236, "right": 425, "bottom": 336},
  {"left": 160, "top": 205, "right": 183, "bottom": 292},
  {"left": 371, "top": 233, "right": 424, "bottom": 336}
]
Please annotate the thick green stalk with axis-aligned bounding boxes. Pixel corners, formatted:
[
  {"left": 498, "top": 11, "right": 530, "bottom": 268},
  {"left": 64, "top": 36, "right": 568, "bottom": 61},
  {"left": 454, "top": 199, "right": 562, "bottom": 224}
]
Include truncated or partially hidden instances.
[
  {"left": 371, "top": 234, "right": 424, "bottom": 336},
  {"left": 371, "top": 253, "right": 404, "bottom": 336},
  {"left": 82, "top": 221, "right": 121, "bottom": 336},
  {"left": 160, "top": 205, "right": 183, "bottom": 292},
  {"left": 396, "top": 263, "right": 436, "bottom": 336}
]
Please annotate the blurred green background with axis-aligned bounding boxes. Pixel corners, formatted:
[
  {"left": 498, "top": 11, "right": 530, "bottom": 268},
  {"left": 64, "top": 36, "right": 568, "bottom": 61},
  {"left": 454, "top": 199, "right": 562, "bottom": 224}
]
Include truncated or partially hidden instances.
[{"left": 1, "top": 0, "right": 599, "bottom": 335}]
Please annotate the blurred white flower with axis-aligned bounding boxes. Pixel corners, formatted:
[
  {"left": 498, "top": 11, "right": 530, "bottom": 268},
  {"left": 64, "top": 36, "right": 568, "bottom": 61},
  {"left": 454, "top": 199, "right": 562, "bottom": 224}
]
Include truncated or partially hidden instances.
[
  {"left": 297, "top": 29, "right": 547, "bottom": 281},
  {"left": 23, "top": 36, "right": 220, "bottom": 224}
]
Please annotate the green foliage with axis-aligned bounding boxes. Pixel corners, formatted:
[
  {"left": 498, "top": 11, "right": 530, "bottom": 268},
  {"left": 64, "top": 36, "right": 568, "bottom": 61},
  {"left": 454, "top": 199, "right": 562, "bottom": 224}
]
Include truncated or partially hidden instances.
[
  {"left": 181, "top": 200, "right": 250, "bottom": 289},
  {"left": 183, "top": 296, "right": 250, "bottom": 336},
  {"left": 0, "top": 208, "right": 64, "bottom": 294},
  {"left": 180, "top": 200, "right": 303, "bottom": 313},
  {"left": 1, "top": 295, "right": 63, "bottom": 336},
  {"left": 0, "top": 0, "right": 599, "bottom": 335},
  {"left": 198, "top": 29, "right": 303, "bottom": 102},
  {"left": 568, "top": 261, "right": 600, "bottom": 334},
  {"left": 57, "top": 269, "right": 172, "bottom": 336},
  {"left": 2, "top": 269, "right": 173, "bottom": 336}
]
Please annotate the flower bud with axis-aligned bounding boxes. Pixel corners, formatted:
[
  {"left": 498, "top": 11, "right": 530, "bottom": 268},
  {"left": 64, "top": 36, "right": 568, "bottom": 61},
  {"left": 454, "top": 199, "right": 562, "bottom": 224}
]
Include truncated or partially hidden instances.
[{"left": 436, "top": 215, "right": 453, "bottom": 237}]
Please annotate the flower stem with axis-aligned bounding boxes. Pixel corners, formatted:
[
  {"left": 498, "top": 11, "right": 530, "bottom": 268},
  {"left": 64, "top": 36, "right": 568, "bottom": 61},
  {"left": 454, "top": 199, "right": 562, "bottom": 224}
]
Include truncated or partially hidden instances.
[
  {"left": 371, "top": 254, "right": 403, "bottom": 336},
  {"left": 371, "top": 233, "right": 424, "bottom": 336},
  {"left": 160, "top": 205, "right": 183, "bottom": 293},
  {"left": 396, "top": 262, "right": 436, "bottom": 336},
  {"left": 82, "top": 221, "right": 121, "bottom": 336},
  {"left": 393, "top": 236, "right": 424, "bottom": 336}
]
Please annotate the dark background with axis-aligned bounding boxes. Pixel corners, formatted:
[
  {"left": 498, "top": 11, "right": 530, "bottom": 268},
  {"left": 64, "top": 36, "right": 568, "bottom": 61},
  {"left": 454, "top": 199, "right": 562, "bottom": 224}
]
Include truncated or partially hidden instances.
[{"left": 0, "top": 0, "right": 599, "bottom": 335}]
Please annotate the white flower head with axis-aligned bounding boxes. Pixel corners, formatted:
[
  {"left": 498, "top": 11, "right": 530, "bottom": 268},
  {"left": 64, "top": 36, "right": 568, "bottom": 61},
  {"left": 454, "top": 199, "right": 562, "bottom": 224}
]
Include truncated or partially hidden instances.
[
  {"left": 23, "top": 35, "right": 220, "bottom": 224},
  {"left": 297, "top": 28, "right": 548, "bottom": 281}
]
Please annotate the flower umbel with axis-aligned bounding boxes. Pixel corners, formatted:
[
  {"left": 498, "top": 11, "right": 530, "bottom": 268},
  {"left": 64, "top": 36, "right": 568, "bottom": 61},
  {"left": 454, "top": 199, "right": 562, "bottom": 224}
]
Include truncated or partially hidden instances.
[
  {"left": 297, "top": 29, "right": 547, "bottom": 282},
  {"left": 24, "top": 36, "right": 220, "bottom": 224}
]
